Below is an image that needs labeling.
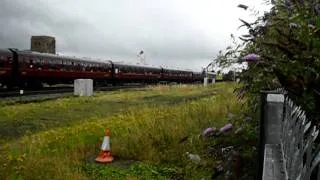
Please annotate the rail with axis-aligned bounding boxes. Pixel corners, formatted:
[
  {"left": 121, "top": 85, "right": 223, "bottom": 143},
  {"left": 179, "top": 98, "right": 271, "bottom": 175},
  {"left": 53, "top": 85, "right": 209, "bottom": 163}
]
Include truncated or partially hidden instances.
[
  {"left": 0, "top": 85, "right": 145, "bottom": 98},
  {"left": 259, "top": 90, "right": 320, "bottom": 180}
]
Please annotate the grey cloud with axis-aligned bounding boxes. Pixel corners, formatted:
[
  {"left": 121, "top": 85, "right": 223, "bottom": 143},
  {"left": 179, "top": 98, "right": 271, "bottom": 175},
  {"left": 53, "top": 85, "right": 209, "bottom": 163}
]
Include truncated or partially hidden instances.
[{"left": 0, "top": 0, "right": 268, "bottom": 70}]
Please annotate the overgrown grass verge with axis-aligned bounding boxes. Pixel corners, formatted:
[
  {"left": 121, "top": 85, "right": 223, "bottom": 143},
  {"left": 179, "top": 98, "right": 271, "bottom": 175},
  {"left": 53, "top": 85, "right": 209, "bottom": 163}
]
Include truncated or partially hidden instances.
[
  {"left": 0, "top": 85, "right": 217, "bottom": 141},
  {"left": 0, "top": 83, "right": 244, "bottom": 179}
]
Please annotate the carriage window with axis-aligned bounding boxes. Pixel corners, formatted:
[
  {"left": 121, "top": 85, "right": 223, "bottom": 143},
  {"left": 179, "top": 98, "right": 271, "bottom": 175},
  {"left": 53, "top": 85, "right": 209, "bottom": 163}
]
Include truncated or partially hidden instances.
[
  {"left": 34, "top": 58, "right": 42, "bottom": 70},
  {"left": 103, "top": 64, "right": 107, "bottom": 71},
  {"left": 99, "top": 64, "right": 105, "bottom": 72},
  {"left": 91, "top": 64, "right": 96, "bottom": 71},
  {"left": 29, "top": 59, "right": 34, "bottom": 67},
  {"left": 76, "top": 63, "right": 81, "bottom": 70},
  {"left": 81, "top": 64, "right": 86, "bottom": 71},
  {"left": 124, "top": 67, "right": 129, "bottom": 73},
  {"left": 89, "top": 64, "right": 94, "bottom": 71},
  {"left": 49, "top": 59, "right": 57, "bottom": 70},
  {"left": 84, "top": 64, "right": 90, "bottom": 71},
  {"left": 97, "top": 64, "right": 102, "bottom": 72},
  {"left": 65, "top": 60, "right": 71, "bottom": 71}
]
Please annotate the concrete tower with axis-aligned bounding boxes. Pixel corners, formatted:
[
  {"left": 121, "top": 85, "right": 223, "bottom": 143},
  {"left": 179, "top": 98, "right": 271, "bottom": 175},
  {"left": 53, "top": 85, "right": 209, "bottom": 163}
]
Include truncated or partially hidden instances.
[{"left": 31, "top": 36, "right": 56, "bottom": 54}]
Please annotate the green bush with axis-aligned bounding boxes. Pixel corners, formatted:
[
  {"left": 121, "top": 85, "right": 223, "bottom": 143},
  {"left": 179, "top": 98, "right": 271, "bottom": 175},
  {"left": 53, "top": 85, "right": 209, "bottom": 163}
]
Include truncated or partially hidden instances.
[{"left": 218, "top": 0, "right": 320, "bottom": 125}]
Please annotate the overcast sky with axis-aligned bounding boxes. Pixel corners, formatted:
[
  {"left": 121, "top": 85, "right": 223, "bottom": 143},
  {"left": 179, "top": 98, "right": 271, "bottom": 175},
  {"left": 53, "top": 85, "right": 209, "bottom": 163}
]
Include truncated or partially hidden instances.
[{"left": 0, "top": 0, "right": 271, "bottom": 71}]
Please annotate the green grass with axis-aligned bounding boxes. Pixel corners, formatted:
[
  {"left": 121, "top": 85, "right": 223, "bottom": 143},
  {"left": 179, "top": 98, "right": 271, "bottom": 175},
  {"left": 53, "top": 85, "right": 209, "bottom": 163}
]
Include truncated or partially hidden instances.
[
  {"left": 0, "top": 83, "right": 243, "bottom": 179},
  {"left": 0, "top": 85, "right": 217, "bottom": 141}
]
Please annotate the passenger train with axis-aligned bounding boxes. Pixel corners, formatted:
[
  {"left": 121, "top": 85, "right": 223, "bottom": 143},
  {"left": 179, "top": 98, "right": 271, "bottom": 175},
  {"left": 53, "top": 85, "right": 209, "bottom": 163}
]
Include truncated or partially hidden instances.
[{"left": 0, "top": 48, "right": 205, "bottom": 89}]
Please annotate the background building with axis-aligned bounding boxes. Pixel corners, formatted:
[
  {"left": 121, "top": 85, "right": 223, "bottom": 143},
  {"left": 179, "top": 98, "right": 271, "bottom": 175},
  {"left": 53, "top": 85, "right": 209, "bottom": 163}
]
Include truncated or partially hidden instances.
[{"left": 30, "top": 36, "right": 56, "bottom": 54}]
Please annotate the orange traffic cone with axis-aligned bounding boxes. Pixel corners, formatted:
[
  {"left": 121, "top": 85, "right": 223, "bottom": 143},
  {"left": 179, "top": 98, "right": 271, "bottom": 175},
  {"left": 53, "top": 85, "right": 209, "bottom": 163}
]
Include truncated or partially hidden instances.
[{"left": 95, "top": 129, "right": 114, "bottom": 163}]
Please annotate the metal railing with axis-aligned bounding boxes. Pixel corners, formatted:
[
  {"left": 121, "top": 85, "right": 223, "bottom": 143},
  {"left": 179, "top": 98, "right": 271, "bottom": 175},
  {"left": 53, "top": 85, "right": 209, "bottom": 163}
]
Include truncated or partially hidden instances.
[{"left": 260, "top": 90, "right": 320, "bottom": 180}]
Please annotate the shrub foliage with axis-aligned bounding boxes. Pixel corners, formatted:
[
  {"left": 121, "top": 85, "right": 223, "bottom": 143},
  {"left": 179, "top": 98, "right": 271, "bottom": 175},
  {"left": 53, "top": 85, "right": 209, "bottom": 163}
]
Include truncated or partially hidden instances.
[{"left": 218, "top": 0, "right": 320, "bottom": 124}]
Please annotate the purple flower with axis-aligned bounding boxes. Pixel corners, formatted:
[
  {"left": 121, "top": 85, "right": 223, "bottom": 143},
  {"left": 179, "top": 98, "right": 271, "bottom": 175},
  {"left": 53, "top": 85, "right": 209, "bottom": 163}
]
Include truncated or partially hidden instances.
[
  {"left": 202, "top": 127, "right": 217, "bottom": 137},
  {"left": 243, "top": 53, "right": 260, "bottom": 62},
  {"left": 220, "top": 123, "right": 233, "bottom": 133},
  {"left": 215, "top": 164, "right": 224, "bottom": 172}
]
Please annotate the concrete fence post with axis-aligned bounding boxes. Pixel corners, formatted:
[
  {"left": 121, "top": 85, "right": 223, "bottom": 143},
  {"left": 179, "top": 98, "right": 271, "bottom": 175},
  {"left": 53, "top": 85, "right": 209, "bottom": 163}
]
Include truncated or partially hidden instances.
[
  {"left": 211, "top": 74, "right": 216, "bottom": 84},
  {"left": 203, "top": 77, "right": 208, "bottom": 87},
  {"left": 263, "top": 92, "right": 285, "bottom": 144},
  {"left": 74, "top": 79, "right": 93, "bottom": 96},
  {"left": 258, "top": 91, "right": 285, "bottom": 179},
  {"left": 259, "top": 90, "right": 319, "bottom": 180}
]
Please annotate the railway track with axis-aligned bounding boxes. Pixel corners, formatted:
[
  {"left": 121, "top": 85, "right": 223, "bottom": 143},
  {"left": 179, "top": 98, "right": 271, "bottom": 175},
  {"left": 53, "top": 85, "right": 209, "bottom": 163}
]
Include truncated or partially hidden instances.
[
  {"left": 0, "top": 81, "right": 229, "bottom": 101},
  {"left": 0, "top": 87, "right": 73, "bottom": 98},
  {"left": 0, "top": 85, "right": 145, "bottom": 98}
]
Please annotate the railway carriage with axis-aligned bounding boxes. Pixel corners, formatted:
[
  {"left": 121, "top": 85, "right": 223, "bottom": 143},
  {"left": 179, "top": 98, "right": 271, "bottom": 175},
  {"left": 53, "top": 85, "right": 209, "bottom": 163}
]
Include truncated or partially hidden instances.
[
  {"left": 0, "top": 48, "right": 205, "bottom": 89},
  {"left": 113, "top": 62, "right": 162, "bottom": 84},
  {"left": 162, "top": 68, "right": 194, "bottom": 83},
  {"left": 0, "top": 49, "right": 14, "bottom": 88},
  {"left": 192, "top": 71, "right": 205, "bottom": 82},
  {"left": 14, "top": 50, "right": 113, "bottom": 87}
]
